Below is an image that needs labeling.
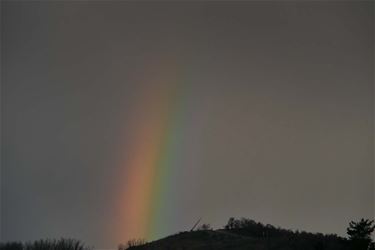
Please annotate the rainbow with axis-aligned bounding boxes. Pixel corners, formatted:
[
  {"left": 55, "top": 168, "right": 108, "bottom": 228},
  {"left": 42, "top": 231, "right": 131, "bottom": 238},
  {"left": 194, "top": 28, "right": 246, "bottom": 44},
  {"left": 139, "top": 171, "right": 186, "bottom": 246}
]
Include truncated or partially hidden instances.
[{"left": 114, "top": 54, "right": 189, "bottom": 242}]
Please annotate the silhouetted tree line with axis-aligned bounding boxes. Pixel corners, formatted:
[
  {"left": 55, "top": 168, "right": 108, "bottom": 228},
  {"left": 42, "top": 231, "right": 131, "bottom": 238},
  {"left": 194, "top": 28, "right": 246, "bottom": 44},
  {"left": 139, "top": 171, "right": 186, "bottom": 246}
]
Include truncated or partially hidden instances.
[
  {"left": 119, "top": 239, "right": 147, "bottom": 250},
  {"left": 0, "top": 239, "right": 91, "bottom": 250},
  {"left": 1, "top": 218, "right": 373, "bottom": 250},
  {"left": 122, "top": 218, "right": 375, "bottom": 250},
  {"left": 224, "top": 217, "right": 375, "bottom": 250}
]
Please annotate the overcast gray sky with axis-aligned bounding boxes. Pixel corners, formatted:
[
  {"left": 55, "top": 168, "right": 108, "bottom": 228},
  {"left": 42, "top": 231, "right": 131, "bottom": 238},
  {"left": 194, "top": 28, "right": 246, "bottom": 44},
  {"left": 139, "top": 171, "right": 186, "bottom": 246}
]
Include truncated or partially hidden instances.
[{"left": 1, "top": 1, "right": 374, "bottom": 249}]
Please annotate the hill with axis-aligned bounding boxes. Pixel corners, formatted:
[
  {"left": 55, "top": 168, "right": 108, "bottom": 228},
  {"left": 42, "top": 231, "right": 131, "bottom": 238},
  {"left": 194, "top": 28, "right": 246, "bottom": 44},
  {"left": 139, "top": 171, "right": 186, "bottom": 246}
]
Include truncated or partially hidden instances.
[
  {"left": 125, "top": 218, "right": 352, "bottom": 250},
  {"left": 127, "top": 230, "right": 265, "bottom": 250}
]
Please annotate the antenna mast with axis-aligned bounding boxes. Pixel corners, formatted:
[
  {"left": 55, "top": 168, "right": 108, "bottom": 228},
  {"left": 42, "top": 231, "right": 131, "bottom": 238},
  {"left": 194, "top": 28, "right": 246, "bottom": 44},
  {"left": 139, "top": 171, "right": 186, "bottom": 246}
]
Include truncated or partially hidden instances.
[{"left": 190, "top": 218, "right": 202, "bottom": 231}]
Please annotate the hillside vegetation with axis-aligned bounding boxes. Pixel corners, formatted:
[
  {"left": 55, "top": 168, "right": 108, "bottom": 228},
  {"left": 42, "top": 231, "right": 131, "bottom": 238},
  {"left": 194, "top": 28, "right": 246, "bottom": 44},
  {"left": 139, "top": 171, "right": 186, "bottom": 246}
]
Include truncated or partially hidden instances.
[
  {"left": 1, "top": 218, "right": 374, "bottom": 250},
  {"left": 0, "top": 239, "right": 91, "bottom": 250},
  {"left": 123, "top": 218, "right": 375, "bottom": 250}
]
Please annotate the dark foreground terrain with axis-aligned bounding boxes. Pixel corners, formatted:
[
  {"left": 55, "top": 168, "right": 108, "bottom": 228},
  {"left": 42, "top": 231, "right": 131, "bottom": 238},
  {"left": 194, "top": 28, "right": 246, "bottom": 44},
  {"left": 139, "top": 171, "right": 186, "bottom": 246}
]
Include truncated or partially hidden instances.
[
  {"left": 124, "top": 218, "right": 374, "bottom": 250},
  {"left": 1, "top": 218, "right": 373, "bottom": 250},
  {"left": 126, "top": 229, "right": 349, "bottom": 250}
]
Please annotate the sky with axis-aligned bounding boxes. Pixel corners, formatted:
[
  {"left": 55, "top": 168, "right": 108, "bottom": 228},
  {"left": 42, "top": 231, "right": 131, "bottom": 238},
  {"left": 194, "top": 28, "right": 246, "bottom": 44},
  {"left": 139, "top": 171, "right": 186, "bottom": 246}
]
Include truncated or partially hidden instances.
[{"left": 1, "top": 1, "right": 374, "bottom": 249}]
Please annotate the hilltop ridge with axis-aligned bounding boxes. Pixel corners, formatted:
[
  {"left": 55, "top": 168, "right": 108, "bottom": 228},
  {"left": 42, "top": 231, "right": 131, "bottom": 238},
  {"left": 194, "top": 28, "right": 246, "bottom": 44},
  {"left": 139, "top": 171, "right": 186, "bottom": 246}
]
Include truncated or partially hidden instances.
[{"left": 124, "top": 218, "right": 354, "bottom": 250}]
